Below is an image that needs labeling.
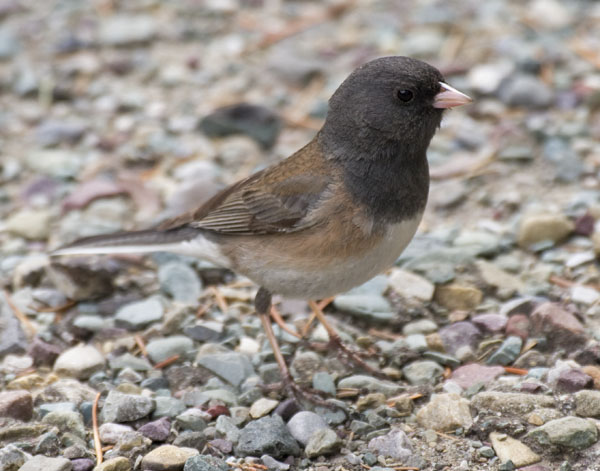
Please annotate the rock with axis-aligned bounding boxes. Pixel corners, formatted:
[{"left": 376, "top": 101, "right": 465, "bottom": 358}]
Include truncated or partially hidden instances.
[
  {"left": 153, "top": 396, "right": 186, "bottom": 418},
  {"left": 526, "top": 417, "right": 598, "bottom": 450},
  {"left": 138, "top": 417, "right": 171, "bottom": 442},
  {"left": 259, "top": 455, "right": 289, "bottom": 471},
  {"left": 100, "top": 390, "right": 155, "bottom": 423},
  {"left": 0, "top": 27, "right": 19, "bottom": 59},
  {"left": 475, "top": 260, "right": 524, "bottom": 296},
  {"left": 333, "top": 293, "right": 394, "bottom": 322},
  {"left": 439, "top": 322, "right": 481, "bottom": 355},
  {"left": 114, "top": 297, "right": 164, "bottom": 330},
  {"left": 556, "top": 369, "right": 593, "bottom": 393},
  {"left": 18, "top": 455, "right": 72, "bottom": 471},
  {"left": 99, "top": 15, "right": 157, "bottom": 46},
  {"left": 527, "top": 0, "right": 574, "bottom": 29},
  {"left": 140, "top": 445, "right": 198, "bottom": 471},
  {"left": 147, "top": 336, "right": 195, "bottom": 364},
  {"left": 305, "top": 428, "right": 342, "bottom": 458},
  {"left": 42, "top": 410, "right": 86, "bottom": 439},
  {"left": 216, "top": 415, "right": 240, "bottom": 443},
  {"left": 0, "top": 292, "right": 27, "bottom": 357},
  {"left": 451, "top": 364, "right": 505, "bottom": 389},
  {"left": 505, "top": 314, "right": 530, "bottom": 340},
  {"left": 287, "top": 411, "right": 328, "bottom": 446},
  {"left": 71, "top": 459, "right": 94, "bottom": 471},
  {"left": 368, "top": 428, "right": 413, "bottom": 461},
  {"left": 158, "top": 262, "right": 202, "bottom": 303},
  {"left": 570, "top": 285, "right": 600, "bottom": 305},
  {"left": 575, "top": 390, "right": 600, "bottom": 417},
  {"left": 54, "top": 344, "right": 105, "bottom": 379},
  {"left": 517, "top": 214, "right": 574, "bottom": 249},
  {"left": 236, "top": 415, "right": 301, "bottom": 458},
  {"left": 312, "top": 371, "right": 336, "bottom": 395},
  {"left": 387, "top": 268, "right": 435, "bottom": 301},
  {"left": 530, "top": 303, "right": 586, "bottom": 352},
  {"left": 0, "top": 390, "right": 32, "bottom": 420},
  {"left": 109, "top": 353, "right": 152, "bottom": 371},
  {"left": 467, "top": 61, "right": 513, "bottom": 94},
  {"left": 5, "top": 208, "right": 52, "bottom": 239},
  {"left": 472, "top": 313, "right": 508, "bottom": 334},
  {"left": 45, "top": 258, "right": 116, "bottom": 300},
  {"left": 487, "top": 336, "right": 523, "bottom": 366},
  {"left": 183, "top": 455, "right": 228, "bottom": 471},
  {"left": 196, "top": 352, "right": 255, "bottom": 387},
  {"left": 499, "top": 74, "right": 554, "bottom": 109},
  {"left": 26, "top": 149, "right": 82, "bottom": 178},
  {"left": 402, "top": 360, "right": 444, "bottom": 385},
  {"left": 93, "top": 457, "right": 131, "bottom": 471},
  {"left": 416, "top": 393, "right": 473, "bottom": 431},
  {"left": 200, "top": 103, "right": 282, "bottom": 149},
  {"left": 28, "top": 337, "right": 61, "bottom": 366},
  {"left": 110, "top": 431, "right": 151, "bottom": 461},
  {"left": 434, "top": 283, "right": 483, "bottom": 310},
  {"left": 0, "top": 444, "right": 28, "bottom": 470},
  {"left": 99, "top": 423, "right": 134, "bottom": 444},
  {"left": 249, "top": 398, "right": 278, "bottom": 419},
  {"left": 471, "top": 392, "right": 555, "bottom": 415},
  {"left": 337, "top": 375, "right": 402, "bottom": 396},
  {"left": 35, "top": 120, "right": 86, "bottom": 147},
  {"left": 402, "top": 319, "right": 438, "bottom": 335},
  {"left": 37, "top": 379, "right": 97, "bottom": 406}
]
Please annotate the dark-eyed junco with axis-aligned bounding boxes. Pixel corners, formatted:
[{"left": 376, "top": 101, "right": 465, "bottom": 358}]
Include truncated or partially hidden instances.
[{"left": 53, "top": 56, "right": 471, "bottom": 396}]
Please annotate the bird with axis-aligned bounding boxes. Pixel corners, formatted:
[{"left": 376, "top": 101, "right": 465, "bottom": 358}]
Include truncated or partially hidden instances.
[{"left": 53, "top": 56, "right": 471, "bottom": 398}]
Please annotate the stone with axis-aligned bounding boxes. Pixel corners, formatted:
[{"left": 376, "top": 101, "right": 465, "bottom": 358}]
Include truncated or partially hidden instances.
[
  {"left": 312, "top": 371, "right": 336, "bottom": 395},
  {"left": 158, "top": 262, "right": 202, "bottom": 303},
  {"left": 153, "top": 396, "right": 186, "bottom": 418},
  {"left": 109, "top": 353, "right": 152, "bottom": 371},
  {"left": 93, "top": 457, "right": 131, "bottom": 471},
  {"left": 402, "top": 360, "right": 443, "bottom": 385},
  {"left": 196, "top": 352, "right": 255, "bottom": 387},
  {"left": 476, "top": 260, "right": 524, "bottom": 296},
  {"left": 54, "top": 344, "right": 105, "bottom": 379},
  {"left": 100, "top": 390, "right": 155, "bottom": 423},
  {"left": 526, "top": 417, "right": 598, "bottom": 450},
  {"left": 387, "top": 268, "right": 435, "bottom": 301},
  {"left": 575, "top": 390, "right": 600, "bottom": 417},
  {"left": 99, "top": 15, "right": 157, "bottom": 46},
  {"left": 368, "top": 428, "right": 413, "bottom": 461},
  {"left": 42, "top": 410, "right": 86, "bottom": 439},
  {"left": 183, "top": 455, "right": 229, "bottom": 471},
  {"left": 0, "top": 444, "right": 28, "bottom": 470},
  {"left": 490, "top": 432, "right": 541, "bottom": 467},
  {"left": 337, "top": 375, "right": 402, "bottom": 396},
  {"left": 26, "top": 149, "right": 82, "bottom": 178},
  {"left": 114, "top": 297, "right": 164, "bottom": 330},
  {"left": 18, "top": 455, "right": 72, "bottom": 471},
  {"left": 499, "top": 74, "right": 554, "bottom": 109},
  {"left": 5, "top": 208, "right": 52, "bottom": 239},
  {"left": 139, "top": 417, "right": 171, "bottom": 442},
  {"left": 356, "top": 393, "right": 386, "bottom": 412},
  {"left": 35, "top": 120, "right": 86, "bottom": 147},
  {"left": 416, "top": 393, "right": 473, "bottom": 432},
  {"left": 434, "top": 283, "right": 483, "bottom": 310},
  {"left": 556, "top": 369, "right": 593, "bottom": 393},
  {"left": 236, "top": 415, "right": 301, "bottom": 458},
  {"left": 333, "top": 293, "right": 394, "bottom": 322},
  {"left": 530, "top": 303, "right": 586, "bottom": 352},
  {"left": 37, "top": 379, "right": 97, "bottom": 406},
  {"left": 147, "top": 336, "right": 195, "bottom": 364},
  {"left": 28, "top": 337, "right": 61, "bottom": 366},
  {"left": 259, "top": 455, "right": 289, "bottom": 471},
  {"left": 487, "top": 336, "right": 523, "bottom": 366},
  {"left": 99, "top": 423, "right": 134, "bottom": 444},
  {"left": 200, "top": 103, "right": 282, "bottom": 149},
  {"left": 140, "top": 445, "right": 198, "bottom": 471},
  {"left": 505, "top": 314, "right": 530, "bottom": 340},
  {"left": 0, "top": 292, "right": 27, "bottom": 357},
  {"left": 471, "top": 392, "right": 555, "bottom": 415},
  {"left": 467, "top": 61, "right": 513, "bottom": 94},
  {"left": 451, "top": 364, "right": 505, "bottom": 389},
  {"left": 305, "top": 428, "right": 342, "bottom": 458},
  {"left": 471, "top": 313, "right": 507, "bottom": 333},
  {"left": 249, "top": 398, "right": 278, "bottom": 418},
  {"left": 570, "top": 285, "right": 600, "bottom": 305},
  {"left": 111, "top": 431, "right": 151, "bottom": 461},
  {"left": 439, "top": 322, "right": 481, "bottom": 355},
  {"left": 402, "top": 319, "right": 438, "bottom": 336},
  {"left": 517, "top": 214, "right": 574, "bottom": 249},
  {"left": 287, "top": 411, "right": 328, "bottom": 446},
  {"left": 72, "top": 459, "right": 94, "bottom": 471},
  {"left": 0, "top": 390, "right": 32, "bottom": 420},
  {"left": 215, "top": 415, "right": 240, "bottom": 443}
]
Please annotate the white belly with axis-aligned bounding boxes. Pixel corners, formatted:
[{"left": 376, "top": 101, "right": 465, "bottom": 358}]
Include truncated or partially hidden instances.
[{"left": 255, "top": 214, "right": 423, "bottom": 299}]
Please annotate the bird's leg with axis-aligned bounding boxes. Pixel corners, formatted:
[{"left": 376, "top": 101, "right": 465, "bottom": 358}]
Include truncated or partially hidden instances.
[
  {"left": 256, "top": 288, "right": 327, "bottom": 404},
  {"left": 269, "top": 305, "right": 302, "bottom": 339},
  {"left": 307, "top": 300, "right": 381, "bottom": 376}
]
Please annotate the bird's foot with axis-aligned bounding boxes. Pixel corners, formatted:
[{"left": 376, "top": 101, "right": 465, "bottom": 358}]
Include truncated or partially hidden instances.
[{"left": 262, "top": 375, "right": 333, "bottom": 408}]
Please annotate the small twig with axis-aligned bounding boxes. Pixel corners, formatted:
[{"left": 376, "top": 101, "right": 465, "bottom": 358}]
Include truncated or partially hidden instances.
[
  {"left": 3, "top": 290, "right": 36, "bottom": 337},
  {"left": 134, "top": 335, "right": 148, "bottom": 358},
  {"left": 196, "top": 303, "right": 209, "bottom": 318},
  {"left": 153, "top": 354, "right": 180, "bottom": 369},
  {"left": 92, "top": 392, "right": 103, "bottom": 465},
  {"left": 32, "top": 300, "right": 76, "bottom": 313},
  {"left": 368, "top": 328, "right": 403, "bottom": 341},
  {"left": 504, "top": 366, "right": 528, "bottom": 375},
  {"left": 434, "top": 430, "right": 459, "bottom": 441},
  {"left": 549, "top": 275, "right": 574, "bottom": 288}
]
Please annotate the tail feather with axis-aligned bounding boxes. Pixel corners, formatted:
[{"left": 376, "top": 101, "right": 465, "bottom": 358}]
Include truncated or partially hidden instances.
[{"left": 52, "top": 227, "right": 202, "bottom": 256}]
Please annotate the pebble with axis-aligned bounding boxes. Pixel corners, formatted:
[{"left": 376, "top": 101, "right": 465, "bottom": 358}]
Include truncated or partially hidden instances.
[
  {"left": 439, "top": 322, "right": 481, "bottom": 356},
  {"left": 140, "top": 445, "right": 198, "bottom": 471},
  {"left": 451, "top": 364, "right": 505, "bottom": 389},
  {"left": 517, "top": 214, "right": 574, "bottom": 249},
  {"left": 5, "top": 208, "right": 52, "bottom": 239},
  {"left": 18, "top": 455, "right": 72, "bottom": 471},
  {"left": 402, "top": 319, "right": 438, "bottom": 335},
  {"left": 556, "top": 368, "right": 593, "bottom": 393},
  {"left": 333, "top": 292, "right": 395, "bottom": 322},
  {"left": 158, "top": 262, "right": 202, "bottom": 303},
  {"left": 0, "top": 293, "right": 27, "bottom": 356},
  {"left": 93, "top": 457, "right": 131, "bottom": 471},
  {"left": 109, "top": 353, "right": 152, "bottom": 371},
  {"left": 305, "top": 428, "right": 342, "bottom": 458},
  {"left": 72, "top": 458, "right": 95, "bottom": 471},
  {"left": 475, "top": 260, "right": 524, "bottom": 296},
  {"left": 526, "top": 417, "right": 598, "bottom": 449},
  {"left": 42, "top": 410, "right": 86, "bottom": 439},
  {"left": 472, "top": 313, "right": 508, "bottom": 333},
  {"left": 139, "top": 417, "right": 171, "bottom": 442},
  {"left": 183, "top": 455, "right": 229, "bottom": 471},
  {"left": 260, "top": 455, "right": 290, "bottom": 471},
  {"left": 490, "top": 432, "right": 541, "bottom": 467},
  {"left": 0, "top": 389, "right": 33, "bottom": 421},
  {"left": 153, "top": 396, "right": 186, "bottom": 418},
  {"left": 498, "top": 74, "right": 554, "bottom": 109},
  {"left": 402, "top": 360, "right": 443, "bottom": 385},
  {"left": 416, "top": 393, "right": 473, "bottom": 431},
  {"left": 147, "top": 336, "right": 195, "bottom": 364},
  {"left": 100, "top": 390, "right": 155, "bottom": 423},
  {"left": 216, "top": 415, "right": 240, "bottom": 443},
  {"left": 99, "top": 423, "right": 134, "bottom": 444},
  {"left": 337, "top": 375, "right": 402, "bottom": 396},
  {"left": 287, "top": 411, "right": 328, "bottom": 446},
  {"left": 249, "top": 398, "right": 278, "bottom": 418},
  {"left": 434, "top": 283, "right": 483, "bottom": 310},
  {"left": 312, "top": 371, "right": 336, "bottom": 395},
  {"left": 471, "top": 392, "right": 555, "bottom": 415},
  {"left": 530, "top": 303, "right": 586, "bottom": 351},
  {"left": 114, "top": 297, "right": 164, "bottom": 330},
  {"left": 235, "top": 415, "right": 301, "bottom": 458},
  {"left": 574, "top": 390, "right": 600, "bottom": 417},
  {"left": 367, "top": 428, "right": 413, "bottom": 461},
  {"left": 387, "top": 268, "right": 435, "bottom": 301},
  {"left": 99, "top": 15, "right": 157, "bottom": 46},
  {"left": 487, "top": 336, "right": 523, "bottom": 366},
  {"left": 26, "top": 149, "right": 82, "bottom": 178},
  {"left": 0, "top": 444, "right": 28, "bottom": 470},
  {"left": 570, "top": 285, "right": 600, "bottom": 305},
  {"left": 196, "top": 352, "right": 255, "bottom": 387},
  {"left": 0, "top": 27, "right": 19, "bottom": 59},
  {"left": 54, "top": 344, "right": 105, "bottom": 379}
]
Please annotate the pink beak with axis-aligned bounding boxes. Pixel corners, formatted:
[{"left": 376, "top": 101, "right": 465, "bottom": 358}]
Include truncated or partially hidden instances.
[{"left": 433, "top": 82, "right": 472, "bottom": 109}]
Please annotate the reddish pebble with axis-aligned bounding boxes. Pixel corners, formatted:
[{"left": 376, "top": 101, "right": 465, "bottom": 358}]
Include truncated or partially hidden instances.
[
  {"left": 556, "top": 368, "right": 594, "bottom": 393},
  {"left": 574, "top": 213, "right": 595, "bottom": 236},
  {"left": 206, "top": 405, "right": 230, "bottom": 419},
  {"left": 531, "top": 302, "right": 587, "bottom": 352},
  {"left": 506, "top": 314, "right": 530, "bottom": 340}
]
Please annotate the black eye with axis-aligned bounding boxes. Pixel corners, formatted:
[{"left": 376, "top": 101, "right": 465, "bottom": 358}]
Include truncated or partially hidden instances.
[{"left": 396, "top": 89, "right": 414, "bottom": 103}]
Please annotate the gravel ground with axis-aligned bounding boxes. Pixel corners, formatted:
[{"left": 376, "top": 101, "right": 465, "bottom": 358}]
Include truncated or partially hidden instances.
[{"left": 1, "top": 0, "right": 600, "bottom": 470}]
